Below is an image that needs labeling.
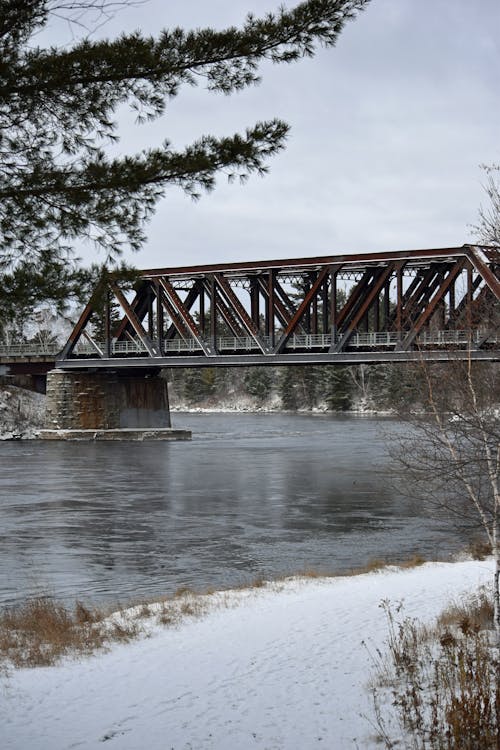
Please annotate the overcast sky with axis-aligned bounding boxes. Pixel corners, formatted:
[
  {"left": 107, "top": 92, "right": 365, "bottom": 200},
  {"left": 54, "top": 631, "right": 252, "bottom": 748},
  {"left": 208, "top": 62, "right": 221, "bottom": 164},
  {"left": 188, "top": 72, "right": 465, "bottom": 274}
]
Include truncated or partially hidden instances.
[{"left": 49, "top": 0, "right": 500, "bottom": 268}]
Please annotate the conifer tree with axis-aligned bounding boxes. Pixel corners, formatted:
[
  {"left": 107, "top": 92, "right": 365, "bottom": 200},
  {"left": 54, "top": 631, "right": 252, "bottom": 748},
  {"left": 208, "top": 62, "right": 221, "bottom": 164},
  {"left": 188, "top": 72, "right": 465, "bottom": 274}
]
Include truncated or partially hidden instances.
[{"left": 0, "top": 0, "right": 370, "bottom": 318}]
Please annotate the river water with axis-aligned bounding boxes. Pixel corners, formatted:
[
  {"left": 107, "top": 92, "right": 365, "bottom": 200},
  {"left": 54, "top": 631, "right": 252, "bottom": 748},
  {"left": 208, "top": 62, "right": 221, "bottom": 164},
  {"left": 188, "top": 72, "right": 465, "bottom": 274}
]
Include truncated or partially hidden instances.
[{"left": 0, "top": 413, "right": 468, "bottom": 606}]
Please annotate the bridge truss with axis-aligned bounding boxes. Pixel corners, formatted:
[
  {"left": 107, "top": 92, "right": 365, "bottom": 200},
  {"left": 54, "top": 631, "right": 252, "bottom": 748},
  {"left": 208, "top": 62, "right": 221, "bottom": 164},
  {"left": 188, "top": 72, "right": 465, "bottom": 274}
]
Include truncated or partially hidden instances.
[{"left": 58, "top": 245, "right": 500, "bottom": 369}]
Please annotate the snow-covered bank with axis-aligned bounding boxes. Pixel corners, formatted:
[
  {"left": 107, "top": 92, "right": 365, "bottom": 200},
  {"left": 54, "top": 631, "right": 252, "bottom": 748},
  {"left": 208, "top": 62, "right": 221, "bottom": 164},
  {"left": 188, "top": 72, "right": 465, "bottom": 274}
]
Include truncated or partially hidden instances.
[
  {"left": 1, "top": 559, "right": 494, "bottom": 750},
  {"left": 0, "top": 385, "right": 45, "bottom": 439}
]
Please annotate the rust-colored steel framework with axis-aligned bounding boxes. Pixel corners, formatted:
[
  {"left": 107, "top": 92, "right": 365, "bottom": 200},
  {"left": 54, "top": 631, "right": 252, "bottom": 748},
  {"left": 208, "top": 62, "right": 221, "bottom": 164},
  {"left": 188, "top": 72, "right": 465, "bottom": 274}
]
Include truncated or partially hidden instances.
[{"left": 58, "top": 245, "right": 500, "bottom": 369}]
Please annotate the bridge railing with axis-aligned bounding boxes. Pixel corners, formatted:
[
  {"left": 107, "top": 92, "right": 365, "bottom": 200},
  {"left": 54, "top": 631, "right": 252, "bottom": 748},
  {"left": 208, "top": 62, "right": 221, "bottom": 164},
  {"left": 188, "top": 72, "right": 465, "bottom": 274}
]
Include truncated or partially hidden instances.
[
  {"left": 0, "top": 342, "right": 63, "bottom": 357},
  {"left": 70, "top": 329, "right": 496, "bottom": 356},
  {"left": 0, "top": 329, "right": 496, "bottom": 360}
]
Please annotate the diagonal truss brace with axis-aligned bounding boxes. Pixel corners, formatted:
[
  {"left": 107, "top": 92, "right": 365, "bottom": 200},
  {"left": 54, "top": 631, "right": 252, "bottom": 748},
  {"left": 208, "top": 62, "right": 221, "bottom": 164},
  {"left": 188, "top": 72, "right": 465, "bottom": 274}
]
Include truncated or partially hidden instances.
[
  {"left": 109, "top": 282, "right": 159, "bottom": 357},
  {"left": 158, "top": 279, "right": 214, "bottom": 356},
  {"left": 396, "top": 260, "right": 467, "bottom": 351},
  {"left": 333, "top": 263, "right": 401, "bottom": 352},
  {"left": 274, "top": 267, "right": 329, "bottom": 353},
  {"left": 214, "top": 273, "right": 271, "bottom": 353}
]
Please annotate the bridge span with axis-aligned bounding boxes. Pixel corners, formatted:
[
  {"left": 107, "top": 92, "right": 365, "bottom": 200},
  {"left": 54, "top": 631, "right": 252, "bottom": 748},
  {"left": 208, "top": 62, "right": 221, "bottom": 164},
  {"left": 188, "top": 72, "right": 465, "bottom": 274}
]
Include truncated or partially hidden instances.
[
  {"left": 1, "top": 244, "right": 499, "bottom": 371},
  {"left": 54, "top": 244, "right": 499, "bottom": 368},
  {"left": 2, "top": 244, "right": 498, "bottom": 437}
]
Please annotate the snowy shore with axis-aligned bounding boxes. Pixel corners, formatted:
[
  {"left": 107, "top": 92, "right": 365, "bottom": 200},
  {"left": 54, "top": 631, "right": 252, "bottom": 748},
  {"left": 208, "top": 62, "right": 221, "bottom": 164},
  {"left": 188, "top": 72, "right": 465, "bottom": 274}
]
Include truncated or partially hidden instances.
[
  {"left": 0, "top": 385, "right": 45, "bottom": 439},
  {"left": 1, "top": 559, "right": 494, "bottom": 750}
]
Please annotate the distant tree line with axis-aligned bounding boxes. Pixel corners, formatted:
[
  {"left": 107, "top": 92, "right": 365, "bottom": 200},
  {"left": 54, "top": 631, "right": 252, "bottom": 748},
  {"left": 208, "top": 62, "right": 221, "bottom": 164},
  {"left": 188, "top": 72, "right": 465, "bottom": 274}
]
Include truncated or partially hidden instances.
[{"left": 167, "top": 362, "right": 422, "bottom": 412}]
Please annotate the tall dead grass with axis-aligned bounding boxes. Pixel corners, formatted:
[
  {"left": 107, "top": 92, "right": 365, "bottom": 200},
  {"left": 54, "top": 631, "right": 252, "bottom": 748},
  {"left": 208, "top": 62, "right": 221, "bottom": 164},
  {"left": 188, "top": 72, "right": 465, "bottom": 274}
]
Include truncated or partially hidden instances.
[
  {"left": 0, "top": 597, "right": 138, "bottom": 668},
  {"left": 370, "top": 587, "right": 499, "bottom": 749}
]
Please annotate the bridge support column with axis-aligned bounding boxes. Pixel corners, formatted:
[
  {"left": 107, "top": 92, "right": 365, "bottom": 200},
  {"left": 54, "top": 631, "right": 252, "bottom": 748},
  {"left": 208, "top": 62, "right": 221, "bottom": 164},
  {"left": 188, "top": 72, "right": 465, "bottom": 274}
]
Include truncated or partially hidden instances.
[{"left": 40, "top": 369, "right": 190, "bottom": 440}]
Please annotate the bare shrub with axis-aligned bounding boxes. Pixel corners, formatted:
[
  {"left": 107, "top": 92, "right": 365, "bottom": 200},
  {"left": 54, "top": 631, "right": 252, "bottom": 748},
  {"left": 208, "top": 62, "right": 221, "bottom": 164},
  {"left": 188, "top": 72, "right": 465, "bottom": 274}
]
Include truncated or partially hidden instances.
[
  {"left": 467, "top": 538, "right": 493, "bottom": 561},
  {"left": 437, "top": 587, "right": 494, "bottom": 634},
  {"left": 371, "top": 592, "right": 499, "bottom": 749}
]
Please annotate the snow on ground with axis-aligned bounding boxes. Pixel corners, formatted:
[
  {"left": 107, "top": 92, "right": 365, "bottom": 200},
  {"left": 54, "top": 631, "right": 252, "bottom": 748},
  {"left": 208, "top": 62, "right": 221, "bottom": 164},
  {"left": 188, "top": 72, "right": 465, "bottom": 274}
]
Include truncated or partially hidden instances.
[
  {"left": 0, "top": 385, "right": 45, "bottom": 439},
  {"left": 1, "top": 559, "right": 494, "bottom": 750}
]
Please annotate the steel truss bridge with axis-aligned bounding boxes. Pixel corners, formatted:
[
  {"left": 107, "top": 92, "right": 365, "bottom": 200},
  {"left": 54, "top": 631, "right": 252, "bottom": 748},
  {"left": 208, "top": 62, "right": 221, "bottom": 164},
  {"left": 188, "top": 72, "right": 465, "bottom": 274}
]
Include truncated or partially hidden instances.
[{"left": 3, "top": 245, "right": 500, "bottom": 371}]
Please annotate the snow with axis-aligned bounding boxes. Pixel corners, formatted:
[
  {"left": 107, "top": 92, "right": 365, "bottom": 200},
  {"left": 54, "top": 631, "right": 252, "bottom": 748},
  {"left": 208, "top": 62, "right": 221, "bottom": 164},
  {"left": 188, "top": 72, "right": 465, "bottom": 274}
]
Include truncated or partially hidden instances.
[
  {"left": 1, "top": 559, "right": 494, "bottom": 750},
  {"left": 0, "top": 385, "right": 45, "bottom": 439}
]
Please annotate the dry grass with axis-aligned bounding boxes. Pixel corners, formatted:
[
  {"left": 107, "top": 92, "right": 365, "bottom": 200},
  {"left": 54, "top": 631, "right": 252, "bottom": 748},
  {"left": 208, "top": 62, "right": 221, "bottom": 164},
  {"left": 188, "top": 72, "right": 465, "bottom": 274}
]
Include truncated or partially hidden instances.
[
  {"left": 398, "top": 554, "right": 427, "bottom": 569},
  {"left": 346, "top": 554, "right": 428, "bottom": 577},
  {"left": 0, "top": 597, "right": 139, "bottom": 669},
  {"left": 467, "top": 538, "right": 492, "bottom": 561},
  {"left": 371, "top": 588, "right": 499, "bottom": 749},
  {"left": 437, "top": 586, "right": 494, "bottom": 634},
  {"left": 0, "top": 552, "right": 480, "bottom": 671}
]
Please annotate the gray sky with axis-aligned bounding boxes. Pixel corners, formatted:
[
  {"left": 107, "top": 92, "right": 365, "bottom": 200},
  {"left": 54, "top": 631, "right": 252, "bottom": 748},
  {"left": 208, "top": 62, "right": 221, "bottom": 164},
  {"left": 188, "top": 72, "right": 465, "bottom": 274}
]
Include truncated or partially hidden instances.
[{"left": 50, "top": 0, "right": 500, "bottom": 268}]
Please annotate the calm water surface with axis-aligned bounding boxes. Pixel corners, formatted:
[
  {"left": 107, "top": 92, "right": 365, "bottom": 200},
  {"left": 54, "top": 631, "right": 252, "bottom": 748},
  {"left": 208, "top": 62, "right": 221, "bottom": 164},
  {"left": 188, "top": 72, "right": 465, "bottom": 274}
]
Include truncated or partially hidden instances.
[{"left": 0, "top": 413, "right": 467, "bottom": 605}]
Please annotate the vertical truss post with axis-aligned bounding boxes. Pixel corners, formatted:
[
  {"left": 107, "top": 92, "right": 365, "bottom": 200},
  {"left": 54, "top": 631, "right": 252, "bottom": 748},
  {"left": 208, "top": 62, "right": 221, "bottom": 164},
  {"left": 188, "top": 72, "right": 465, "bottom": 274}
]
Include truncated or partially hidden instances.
[
  {"left": 396, "top": 266, "right": 403, "bottom": 339},
  {"left": 154, "top": 282, "right": 164, "bottom": 354},
  {"left": 329, "top": 266, "right": 338, "bottom": 349},
  {"left": 374, "top": 286, "right": 380, "bottom": 331},
  {"left": 104, "top": 288, "right": 112, "bottom": 358},
  {"left": 321, "top": 277, "right": 329, "bottom": 334},
  {"left": 250, "top": 278, "right": 260, "bottom": 329},
  {"left": 209, "top": 275, "right": 217, "bottom": 352},
  {"left": 267, "top": 269, "right": 276, "bottom": 349},
  {"left": 311, "top": 274, "right": 318, "bottom": 335},
  {"left": 384, "top": 279, "right": 391, "bottom": 330},
  {"left": 303, "top": 277, "right": 311, "bottom": 333},
  {"left": 466, "top": 264, "right": 473, "bottom": 332},
  {"left": 448, "top": 278, "right": 455, "bottom": 329},
  {"left": 199, "top": 285, "right": 206, "bottom": 335},
  {"left": 147, "top": 286, "right": 154, "bottom": 339}
]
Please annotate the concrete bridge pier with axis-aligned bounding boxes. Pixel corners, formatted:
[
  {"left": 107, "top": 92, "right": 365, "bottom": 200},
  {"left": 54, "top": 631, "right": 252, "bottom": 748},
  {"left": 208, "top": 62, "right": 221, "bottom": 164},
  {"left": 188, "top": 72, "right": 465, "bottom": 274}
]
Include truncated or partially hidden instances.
[{"left": 40, "top": 369, "right": 191, "bottom": 441}]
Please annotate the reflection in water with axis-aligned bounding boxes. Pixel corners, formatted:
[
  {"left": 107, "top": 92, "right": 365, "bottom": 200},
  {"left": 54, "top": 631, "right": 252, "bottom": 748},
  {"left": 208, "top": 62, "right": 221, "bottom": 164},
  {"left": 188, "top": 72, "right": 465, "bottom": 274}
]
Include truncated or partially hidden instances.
[{"left": 0, "top": 413, "right": 467, "bottom": 605}]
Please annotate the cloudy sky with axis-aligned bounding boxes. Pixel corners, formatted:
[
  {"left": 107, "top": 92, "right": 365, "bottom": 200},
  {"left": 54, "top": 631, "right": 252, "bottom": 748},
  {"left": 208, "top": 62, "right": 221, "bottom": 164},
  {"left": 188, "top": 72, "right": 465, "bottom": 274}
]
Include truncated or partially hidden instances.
[{"left": 50, "top": 0, "right": 500, "bottom": 268}]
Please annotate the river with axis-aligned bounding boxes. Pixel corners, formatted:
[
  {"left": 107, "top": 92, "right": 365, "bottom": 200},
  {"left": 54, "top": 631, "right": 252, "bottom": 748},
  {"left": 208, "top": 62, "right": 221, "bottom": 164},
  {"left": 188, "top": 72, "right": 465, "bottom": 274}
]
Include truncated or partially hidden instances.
[{"left": 0, "top": 412, "right": 468, "bottom": 606}]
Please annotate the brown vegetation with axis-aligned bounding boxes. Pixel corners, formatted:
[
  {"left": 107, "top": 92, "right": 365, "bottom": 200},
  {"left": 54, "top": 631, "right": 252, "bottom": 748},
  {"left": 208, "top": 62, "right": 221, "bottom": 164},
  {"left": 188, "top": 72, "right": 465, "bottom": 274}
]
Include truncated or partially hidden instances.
[
  {"left": 0, "top": 597, "right": 138, "bottom": 669},
  {"left": 371, "top": 587, "right": 499, "bottom": 749}
]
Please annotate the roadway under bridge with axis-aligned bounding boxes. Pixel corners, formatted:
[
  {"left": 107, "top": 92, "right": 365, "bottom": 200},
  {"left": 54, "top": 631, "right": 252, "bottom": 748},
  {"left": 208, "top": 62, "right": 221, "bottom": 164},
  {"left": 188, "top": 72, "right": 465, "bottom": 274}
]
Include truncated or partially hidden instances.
[{"left": 55, "top": 244, "right": 499, "bottom": 369}]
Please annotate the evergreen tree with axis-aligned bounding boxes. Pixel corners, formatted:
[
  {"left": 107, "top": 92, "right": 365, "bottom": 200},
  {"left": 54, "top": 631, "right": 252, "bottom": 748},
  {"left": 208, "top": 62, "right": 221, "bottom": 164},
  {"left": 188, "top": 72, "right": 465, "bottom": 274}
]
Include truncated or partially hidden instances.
[
  {"left": 244, "top": 367, "right": 273, "bottom": 401},
  {"left": 321, "top": 365, "right": 352, "bottom": 410},
  {"left": 1, "top": 0, "right": 369, "bottom": 315},
  {"left": 182, "top": 367, "right": 216, "bottom": 403},
  {"left": 279, "top": 367, "right": 299, "bottom": 410}
]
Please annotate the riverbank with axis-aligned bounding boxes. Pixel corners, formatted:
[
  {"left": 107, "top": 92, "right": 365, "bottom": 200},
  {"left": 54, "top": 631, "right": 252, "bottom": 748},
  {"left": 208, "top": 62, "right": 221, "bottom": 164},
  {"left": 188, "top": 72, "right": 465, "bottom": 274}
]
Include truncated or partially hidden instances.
[
  {"left": 1, "top": 558, "right": 494, "bottom": 750},
  {"left": 0, "top": 384, "right": 45, "bottom": 440},
  {"left": 0, "top": 384, "right": 392, "bottom": 440}
]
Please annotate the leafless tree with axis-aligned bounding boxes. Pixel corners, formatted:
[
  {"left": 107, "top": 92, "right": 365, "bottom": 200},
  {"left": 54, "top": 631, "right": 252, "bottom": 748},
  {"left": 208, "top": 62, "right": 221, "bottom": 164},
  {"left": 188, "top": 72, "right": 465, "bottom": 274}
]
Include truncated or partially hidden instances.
[
  {"left": 391, "top": 356, "right": 500, "bottom": 642},
  {"left": 473, "top": 163, "right": 500, "bottom": 246}
]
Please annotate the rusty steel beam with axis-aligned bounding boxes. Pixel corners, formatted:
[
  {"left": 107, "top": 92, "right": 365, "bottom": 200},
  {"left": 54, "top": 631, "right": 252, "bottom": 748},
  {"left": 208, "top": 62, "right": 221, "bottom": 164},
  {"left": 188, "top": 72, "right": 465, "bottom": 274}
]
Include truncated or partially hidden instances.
[
  {"left": 257, "top": 275, "right": 308, "bottom": 335},
  {"left": 59, "top": 293, "right": 98, "bottom": 359},
  {"left": 159, "top": 279, "right": 212, "bottom": 355},
  {"left": 467, "top": 246, "right": 500, "bottom": 299},
  {"left": 141, "top": 245, "right": 487, "bottom": 279},
  {"left": 397, "top": 261, "right": 467, "bottom": 351},
  {"left": 113, "top": 281, "right": 153, "bottom": 341},
  {"left": 53, "top": 245, "right": 499, "bottom": 367},
  {"left": 274, "top": 267, "right": 329, "bottom": 353},
  {"left": 333, "top": 263, "right": 400, "bottom": 352},
  {"left": 109, "top": 281, "right": 158, "bottom": 356},
  {"left": 163, "top": 282, "right": 202, "bottom": 341},
  {"left": 214, "top": 273, "right": 269, "bottom": 353}
]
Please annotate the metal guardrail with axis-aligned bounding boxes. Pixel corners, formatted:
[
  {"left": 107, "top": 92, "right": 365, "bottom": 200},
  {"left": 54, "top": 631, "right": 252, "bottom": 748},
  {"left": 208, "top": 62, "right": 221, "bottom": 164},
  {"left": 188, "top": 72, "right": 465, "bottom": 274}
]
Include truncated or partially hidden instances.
[
  {"left": 74, "top": 329, "right": 496, "bottom": 355},
  {"left": 0, "top": 330, "right": 496, "bottom": 359},
  {"left": 0, "top": 342, "right": 62, "bottom": 357}
]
